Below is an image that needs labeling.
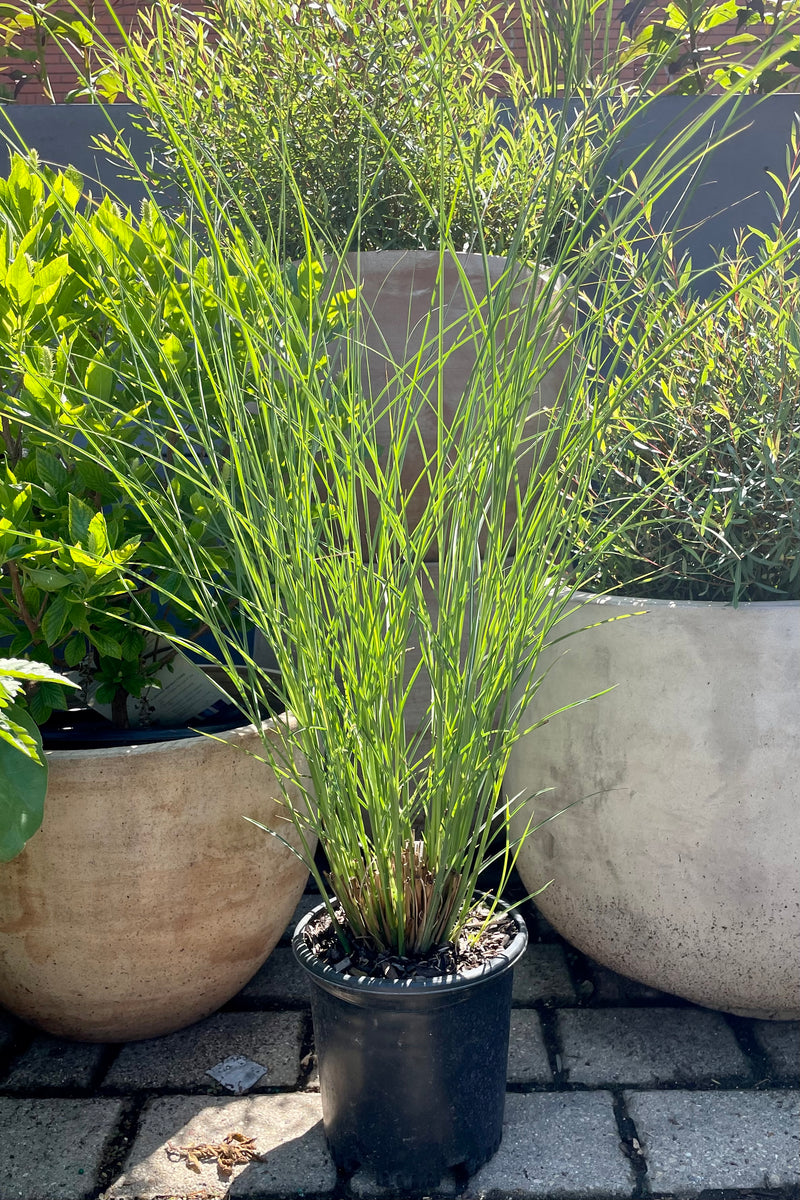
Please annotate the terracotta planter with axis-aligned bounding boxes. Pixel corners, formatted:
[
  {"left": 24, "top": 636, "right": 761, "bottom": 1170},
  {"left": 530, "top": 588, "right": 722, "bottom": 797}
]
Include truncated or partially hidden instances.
[
  {"left": 506, "top": 594, "right": 800, "bottom": 1020},
  {"left": 0, "top": 717, "right": 313, "bottom": 1041},
  {"left": 325, "top": 251, "right": 569, "bottom": 742},
  {"left": 330, "top": 250, "right": 571, "bottom": 559}
]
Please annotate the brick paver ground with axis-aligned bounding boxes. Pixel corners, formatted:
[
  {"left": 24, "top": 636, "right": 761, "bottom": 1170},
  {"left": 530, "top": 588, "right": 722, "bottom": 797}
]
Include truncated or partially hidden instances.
[{"left": 0, "top": 883, "right": 797, "bottom": 1200}]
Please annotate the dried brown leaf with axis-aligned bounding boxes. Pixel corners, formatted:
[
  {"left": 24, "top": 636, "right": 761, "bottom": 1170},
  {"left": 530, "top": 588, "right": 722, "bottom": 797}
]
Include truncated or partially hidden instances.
[{"left": 166, "top": 1132, "right": 263, "bottom": 1179}]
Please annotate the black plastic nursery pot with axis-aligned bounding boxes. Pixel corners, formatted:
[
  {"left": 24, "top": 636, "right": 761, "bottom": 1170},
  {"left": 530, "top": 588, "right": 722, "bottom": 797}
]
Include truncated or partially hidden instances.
[{"left": 292, "top": 900, "right": 528, "bottom": 1189}]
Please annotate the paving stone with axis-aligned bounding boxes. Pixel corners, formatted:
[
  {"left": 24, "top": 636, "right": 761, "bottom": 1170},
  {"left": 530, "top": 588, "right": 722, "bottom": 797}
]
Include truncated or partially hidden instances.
[
  {"left": 0, "top": 1096, "right": 124, "bottom": 1200},
  {"left": 587, "top": 963, "right": 673, "bottom": 1003},
  {"left": 3, "top": 1034, "right": 107, "bottom": 1091},
  {"left": 464, "top": 1092, "right": 634, "bottom": 1198},
  {"left": 750, "top": 1020, "right": 800, "bottom": 1082},
  {"left": 558, "top": 1007, "right": 751, "bottom": 1085},
  {"left": 626, "top": 1088, "right": 800, "bottom": 1194},
  {"left": 507, "top": 1010, "right": 553, "bottom": 1084},
  {"left": 512, "top": 944, "right": 576, "bottom": 1005},
  {"left": 103, "top": 1093, "right": 336, "bottom": 1199},
  {"left": 237, "top": 947, "right": 311, "bottom": 1005},
  {"left": 104, "top": 1012, "right": 304, "bottom": 1091}
]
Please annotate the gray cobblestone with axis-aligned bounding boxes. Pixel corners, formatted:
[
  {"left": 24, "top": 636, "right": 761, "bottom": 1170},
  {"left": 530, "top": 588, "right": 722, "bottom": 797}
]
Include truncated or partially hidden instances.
[
  {"left": 750, "top": 1020, "right": 800, "bottom": 1082},
  {"left": 0, "top": 1096, "right": 124, "bottom": 1200},
  {"left": 103, "top": 1093, "right": 336, "bottom": 1199},
  {"left": 3, "top": 902, "right": 795, "bottom": 1200},
  {"left": 512, "top": 945, "right": 576, "bottom": 1005},
  {"left": 464, "top": 1092, "right": 634, "bottom": 1198},
  {"left": 558, "top": 1007, "right": 751, "bottom": 1085},
  {"left": 3, "top": 1035, "right": 107, "bottom": 1091},
  {"left": 238, "top": 947, "right": 311, "bottom": 1005},
  {"left": 103, "top": 1012, "right": 304, "bottom": 1091},
  {"left": 626, "top": 1088, "right": 800, "bottom": 1194},
  {"left": 507, "top": 1010, "right": 552, "bottom": 1084},
  {"left": 587, "top": 964, "right": 672, "bottom": 1003}
]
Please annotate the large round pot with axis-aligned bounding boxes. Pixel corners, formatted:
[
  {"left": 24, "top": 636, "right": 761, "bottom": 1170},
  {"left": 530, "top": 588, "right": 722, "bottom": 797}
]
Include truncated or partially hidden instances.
[
  {"left": 293, "top": 900, "right": 528, "bottom": 1189},
  {"left": 506, "top": 594, "right": 800, "bottom": 1020},
  {"left": 0, "top": 717, "right": 313, "bottom": 1041}
]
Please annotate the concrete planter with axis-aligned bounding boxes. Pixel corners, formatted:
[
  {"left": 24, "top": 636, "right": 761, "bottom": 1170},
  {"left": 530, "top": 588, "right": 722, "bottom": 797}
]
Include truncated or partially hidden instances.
[
  {"left": 0, "top": 718, "right": 312, "bottom": 1041},
  {"left": 506, "top": 594, "right": 800, "bottom": 1020}
]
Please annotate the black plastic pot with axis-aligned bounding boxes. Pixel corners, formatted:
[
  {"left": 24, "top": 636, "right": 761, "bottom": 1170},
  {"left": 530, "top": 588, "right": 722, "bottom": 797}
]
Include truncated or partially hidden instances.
[{"left": 292, "top": 900, "right": 528, "bottom": 1189}]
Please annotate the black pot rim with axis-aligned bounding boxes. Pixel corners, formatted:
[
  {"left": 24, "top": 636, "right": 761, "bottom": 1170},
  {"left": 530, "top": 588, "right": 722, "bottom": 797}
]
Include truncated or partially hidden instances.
[{"left": 292, "top": 896, "right": 528, "bottom": 997}]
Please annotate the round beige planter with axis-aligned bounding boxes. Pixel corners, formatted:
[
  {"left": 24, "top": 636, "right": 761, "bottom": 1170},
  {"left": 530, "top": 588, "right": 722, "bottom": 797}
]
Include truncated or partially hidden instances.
[
  {"left": 0, "top": 718, "right": 313, "bottom": 1041},
  {"left": 506, "top": 594, "right": 800, "bottom": 1020}
]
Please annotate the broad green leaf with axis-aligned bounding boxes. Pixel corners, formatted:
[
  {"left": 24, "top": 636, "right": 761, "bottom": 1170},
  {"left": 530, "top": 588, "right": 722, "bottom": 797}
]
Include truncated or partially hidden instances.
[
  {"left": 160, "top": 333, "right": 188, "bottom": 372},
  {"left": 35, "top": 447, "right": 68, "bottom": 493},
  {"left": 86, "top": 511, "right": 109, "bottom": 557},
  {"left": 0, "top": 658, "right": 75, "bottom": 686},
  {"left": 53, "top": 166, "right": 83, "bottom": 210},
  {"left": 699, "top": 0, "right": 738, "bottom": 30},
  {"left": 26, "top": 679, "right": 69, "bottom": 726},
  {"left": 93, "top": 68, "right": 123, "bottom": 102},
  {"left": 0, "top": 704, "right": 47, "bottom": 862},
  {"left": 84, "top": 354, "right": 114, "bottom": 404},
  {"left": 26, "top": 567, "right": 72, "bottom": 591},
  {"left": 5, "top": 250, "right": 34, "bottom": 308},
  {"left": 63, "top": 633, "right": 87, "bottom": 667},
  {"left": 91, "top": 629, "right": 122, "bottom": 658},
  {"left": 1, "top": 45, "right": 38, "bottom": 62},
  {"left": 68, "top": 493, "right": 94, "bottom": 545},
  {"left": 75, "top": 459, "right": 109, "bottom": 493},
  {"left": 31, "top": 254, "right": 70, "bottom": 310},
  {"left": 41, "top": 592, "right": 70, "bottom": 645}
]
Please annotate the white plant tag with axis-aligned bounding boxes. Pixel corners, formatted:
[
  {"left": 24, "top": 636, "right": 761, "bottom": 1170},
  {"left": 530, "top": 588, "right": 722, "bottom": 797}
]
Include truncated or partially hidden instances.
[{"left": 206, "top": 1055, "right": 268, "bottom": 1094}]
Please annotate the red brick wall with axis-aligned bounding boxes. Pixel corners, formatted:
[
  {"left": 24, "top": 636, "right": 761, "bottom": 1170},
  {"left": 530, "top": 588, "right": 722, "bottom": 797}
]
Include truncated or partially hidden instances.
[
  {"left": 1, "top": 0, "right": 791, "bottom": 103},
  {"left": 1, "top": 0, "right": 142, "bottom": 103}
]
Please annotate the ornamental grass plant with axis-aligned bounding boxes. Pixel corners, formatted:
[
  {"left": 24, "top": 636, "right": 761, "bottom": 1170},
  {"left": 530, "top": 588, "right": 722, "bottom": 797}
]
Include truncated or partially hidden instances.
[{"left": 3, "top": 4, "right": 785, "bottom": 957}]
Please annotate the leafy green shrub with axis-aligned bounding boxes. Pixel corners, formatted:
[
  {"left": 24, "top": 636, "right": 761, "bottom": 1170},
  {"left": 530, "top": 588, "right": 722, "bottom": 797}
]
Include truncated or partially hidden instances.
[
  {"left": 0, "top": 153, "right": 348, "bottom": 727},
  {"left": 109, "top": 0, "right": 622, "bottom": 263},
  {"left": 579, "top": 221, "right": 800, "bottom": 603}
]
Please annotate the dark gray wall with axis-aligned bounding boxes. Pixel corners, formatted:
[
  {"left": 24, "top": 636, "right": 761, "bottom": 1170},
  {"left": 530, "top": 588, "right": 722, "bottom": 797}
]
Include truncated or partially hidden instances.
[
  {"left": 1, "top": 103, "right": 152, "bottom": 212},
  {"left": 2, "top": 97, "right": 799, "bottom": 286},
  {"left": 608, "top": 94, "right": 800, "bottom": 282}
]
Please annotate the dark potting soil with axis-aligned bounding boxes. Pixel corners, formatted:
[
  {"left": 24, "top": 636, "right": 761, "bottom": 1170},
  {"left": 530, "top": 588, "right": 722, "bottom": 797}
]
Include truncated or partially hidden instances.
[
  {"left": 304, "top": 903, "right": 518, "bottom": 981},
  {"left": 39, "top": 702, "right": 247, "bottom": 751},
  {"left": 39, "top": 676, "right": 284, "bottom": 751}
]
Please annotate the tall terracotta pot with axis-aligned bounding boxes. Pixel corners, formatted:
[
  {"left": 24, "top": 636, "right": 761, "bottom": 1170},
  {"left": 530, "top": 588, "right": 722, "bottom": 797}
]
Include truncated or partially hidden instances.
[
  {"left": 328, "top": 250, "right": 571, "bottom": 560},
  {"left": 0, "top": 717, "right": 313, "bottom": 1041},
  {"left": 506, "top": 594, "right": 800, "bottom": 1020},
  {"left": 324, "top": 251, "right": 570, "bottom": 741}
]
